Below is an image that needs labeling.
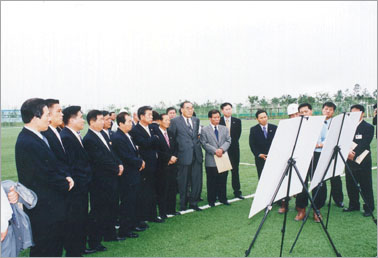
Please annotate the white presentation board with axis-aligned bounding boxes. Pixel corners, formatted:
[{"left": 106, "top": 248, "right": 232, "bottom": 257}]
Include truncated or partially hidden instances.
[
  {"left": 309, "top": 112, "right": 361, "bottom": 191},
  {"left": 249, "top": 116, "right": 325, "bottom": 218}
]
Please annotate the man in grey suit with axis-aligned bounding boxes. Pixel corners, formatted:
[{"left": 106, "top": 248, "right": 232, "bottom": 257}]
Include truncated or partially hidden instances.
[
  {"left": 169, "top": 101, "right": 203, "bottom": 211},
  {"left": 200, "top": 110, "right": 232, "bottom": 206}
]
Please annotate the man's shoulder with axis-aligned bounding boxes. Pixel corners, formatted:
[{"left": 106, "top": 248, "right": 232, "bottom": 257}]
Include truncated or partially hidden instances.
[
  {"left": 232, "top": 116, "right": 241, "bottom": 123},
  {"left": 268, "top": 123, "right": 278, "bottom": 129}
]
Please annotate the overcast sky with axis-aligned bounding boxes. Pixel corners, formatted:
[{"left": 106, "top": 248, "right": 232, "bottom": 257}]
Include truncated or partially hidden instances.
[{"left": 1, "top": 1, "right": 377, "bottom": 111}]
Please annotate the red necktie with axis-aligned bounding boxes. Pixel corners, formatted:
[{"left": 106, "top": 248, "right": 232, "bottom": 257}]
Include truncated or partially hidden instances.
[{"left": 164, "top": 132, "right": 170, "bottom": 148}]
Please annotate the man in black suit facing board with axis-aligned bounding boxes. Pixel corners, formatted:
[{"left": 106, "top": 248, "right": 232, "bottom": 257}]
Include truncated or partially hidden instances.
[
  {"left": 111, "top": 112, "right": 145, "bottom": 238},
  {"left": 129, "top": 106, "right": 163, "bottom": 223},
  {"left": 16, "top": 98, "right": 72, "bottom": 257},
  {"left": 219, "top": 102, "right": 243, "bottom": 199},
  {"left": 83, "top": 110, "right": 125, "bottom": 247},
  {"left": 249, "top": 109, "right": 277, "bottom": 179}
]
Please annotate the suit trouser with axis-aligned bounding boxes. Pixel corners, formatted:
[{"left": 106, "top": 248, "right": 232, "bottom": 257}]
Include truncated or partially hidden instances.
[
  {"left": 206, "top": 166, "right": 228, "bottom": 204},
  {"left": 255, "top": 157, "right": 265, "bottom": 179},
  {"left": 229, "top": 149, "right": 241, "bottom": 196},
  {"left": 295, "top": 152, "right": 327, "bottom": 210},
  {"left": 330, "top": 176, "right": 344, "bottom": 204},
  {"left": 177, "top": 159, "right": 203, "bottom": 209},
  {"left": 156, "top": 165, "right": 178, "bottom": 216},
  {"left": 29, "top": 219, "right": 65, "bottom": 257},
  {"left": 136, "top": 167, "right": 158, "bottom": 221},
  {"left": 64, "top": 186, "right": 89, "bottom": 256},
  {"left": 346, "top": 159, "right": 374, "bottom": 212},
  {"left": 88, "top": 177, "right": 118, "bottom": 248},
  {"left": 119, "top": 182, "right": 139, "bottom": 235}
]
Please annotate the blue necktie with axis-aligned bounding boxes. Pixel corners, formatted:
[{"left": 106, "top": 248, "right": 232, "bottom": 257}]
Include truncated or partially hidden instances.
[
  {"left": 214, "top": 126, "right": 219, "bottom": 141},
  {"left": 263, "top": 126, "right": 268, "bottom": 139}
]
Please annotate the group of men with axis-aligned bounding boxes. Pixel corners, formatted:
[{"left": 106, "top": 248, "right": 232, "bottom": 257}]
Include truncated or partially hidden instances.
[
  {"left": 248, "top": 101, "right": 375, "bottom": 223},
  {"left": 14, "top": 98, "right": 247, "bottom": 257}
]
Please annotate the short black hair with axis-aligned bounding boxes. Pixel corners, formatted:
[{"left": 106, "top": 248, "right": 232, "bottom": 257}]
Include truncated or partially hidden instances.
[
  {"left": 166, "top": 107, "right": 176, "bottom": 113},
  {"left": 137, "top": 106, "right": 152, "bottom": 119},
  {"left": 87, "top": 110, "right": 103, "bottom": 125},
  {"left": 350, "top": 104, "right": 365, "bottom": 113},
  {"left": 110, "top": 111, "right": 115, "bottom": 115},
  {"left": 208, "top": 109, "right": 221, "bottom": 118},
  {"left": 322, "top": 102, "right": 336, "bottom": 111},
  {"left": 102, "top": 110, "right": 110, "bottom": 117},
  {"left": 180, "top": 101, "right": 192, "bottom": 108},
  {"left": 62, "top": 106, "right": 81, "bottom": 125},
  {"left": 220, "top": 102, "right": 232, "bottom": 110},
  {"left": 20, "top": 98, "right": 47, "bottom": 123},
  {"left": 152, "top": 110, "right": 160, "bottom": 121},
  {"left": 45, "top": 99, "right": 59, "bottom": 109},
  {"left": 159, "top": 113, "right": 168, "bottom": 121},
  {"left": 116, "top": 111, "right": 129, "bottom": 126},
  {"left": 298, "top": 103, "right": 312, "bottom": 111},
  {"left": 255, "top": 109, "right": 267, "bottom": 118}
]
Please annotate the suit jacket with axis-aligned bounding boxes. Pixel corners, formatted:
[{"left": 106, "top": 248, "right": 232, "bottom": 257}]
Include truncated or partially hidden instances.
[
  {"left": 200, "top": 124, "right": 231, "bottom": 167},
  {"left": 129, "top": 123, "right": 160, "bottom": 170},
  {"left": 60, "top": 127, "right": 92, "bottom": 189},
  {"left": 83, "top": 129, "right": 121, "bottom": 178},
  {"left": 111, "top": 128, "right": 143, "bottom": 185},
  {"left": 15, "top": 128, "right": 68, "bottom": 225},
  {"left": 351, "top": 120, "right": 374, "bottom": 167},
  {"left": 41, "top": 127, "right": 71, "bottom": 177},
  {"left": 168, "top": 116, "right": 203, "bottom": 166},
  {"left": 249, "top": 123, "right": 277, "bottom": 158},
  {"left": 220, "top": 116, "right": 242, "bottom": 155},
  {"left": 153, "top": 128, "right": 178, "bottom": 170}
]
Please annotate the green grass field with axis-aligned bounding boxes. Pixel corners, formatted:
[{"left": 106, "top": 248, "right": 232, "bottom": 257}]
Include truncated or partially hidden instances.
[{"left": 1, "top": 118, "right": 377, "bottom": 257}]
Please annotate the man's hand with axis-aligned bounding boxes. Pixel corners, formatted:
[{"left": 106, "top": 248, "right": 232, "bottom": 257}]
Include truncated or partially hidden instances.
[
  {"left": 348, "top": 150, "right": 355, "bottom": 161},
  {"left": 168, "top": 156, "right": 178, "bottom": 165},
  {"left": 215, "top": 149, "right": 223, "bottom": 157},
  {"left": 258, "top": 154, "right": 267, "bottom": 160},
  {"left": 118, "top": 165, "right": 124, "bottom": 176},
  {"left": 66, "top": 177, "right": 74, "bottom": 191},
  {"left": 315, "top": 143, "right": 323, "bottom": 149},
  {"left": 139, "top": 161, "right": 146, "bottom": 171},
  {"left": 1, "top": 228, "right": 8, "bottom": 242},
  {"left": 7, "top": 186, "right": 19, "bottom": 204}
]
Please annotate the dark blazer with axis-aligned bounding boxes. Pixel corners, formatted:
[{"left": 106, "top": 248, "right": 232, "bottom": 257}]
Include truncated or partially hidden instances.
[
  {"left": 129, "top": 123, "right": 160, "bottom": 169},
  {"left": 153, "top": 128, "right": 178, "bottom": 170},
  {"left": 220, "top": 116, "right": 241, "bottom": 162},
  {"left": 249, "top": 123, "right": 277, "bottom": 157},
  {"left": 352, "top": 120, "right": 374, "bottom": 167},
  {"left": 60, "top": 127, "right": 92, "bottom": 189},
  {"left": 83, "top": 129, "right": 121, "bottom": 178},
  {"left": 111, "top": 128, "right": 143, "bottom": 185},
  {"left": 41, "top": 126, "right": 71, "bottom": 177},
  {"left": 16, "top": 128, "right": 68, "bottom": 225}
]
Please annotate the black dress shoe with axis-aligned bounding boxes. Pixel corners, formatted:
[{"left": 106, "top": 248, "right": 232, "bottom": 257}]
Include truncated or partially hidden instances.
[
  {"left": 160, "top": 214, "right": 168, "bottom": 219},
  {"left": 139, "top": 221, "right": 149, "bottom": 229},
  {"left": 189, "top": 205, "right": 202, "bottom": 211},
  {"left": 95, "top": 245, "right": 107, "bottom": 252},
  {"left": 209, "top": 203, "right": 215, "bottom": 207},
  {"left": 180, "top": 207, "right": 187, "bottom": 212},
  {"left": 235, "top": 195, "right": 245, "bottom": 200},
  {"left": 343, "top": 207, "right": 359, "bottom": 212},
  {"left": 148, "top": 217, "right": 165, "bottom": 223},
  {"left": 104, "top": 236, "right": 126, "bottom": 242},
  {"left": 335, "top": 202, "right": 344, "bottom": 208},
  {"left": 167, "top": 211, "right": 181, "bottom": 216},
  {"left": 221, "top": 201, "right": 231, "bottom": 206},
  {"left": 120, "top": 232, "right": 139, "bottom": 238},
  {"left": 363, "top": 211, "right": 373, "bottom": 217},
  {"left": 82, "top": 248, "right": 97, "bottom": 255},
  {"left": 133, "top": 226, "right": 146, "bottom": 232}
]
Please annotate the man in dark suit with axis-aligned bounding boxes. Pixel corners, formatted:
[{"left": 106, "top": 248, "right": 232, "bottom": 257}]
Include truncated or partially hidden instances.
[
  {"left": 16, "top": 98, "right": 71, "bottom": 257},
  {"left": 83, "top": 110, "right": 125, "bottom": 248},
  {"left": 102, "top": 110, "right": 113, "bottom": 139},
  {"left": 166, "top": 107, "right": 177, "bottom": 120},
  {"left": 249, "top": 110, "right": 277, "bottom": 179},
  {"left": 61, "top": 105, "right": 99, "bottom": 255},
  {"left": 344, "top": 104, "right": 375, "bottom": 217},
  {"left": 220, "top": 102, "right": 243, "bottom": 199},
  {"left": 111, "top": 112, "right": 145, "bottom": 238},
  {"left": 169, "top": 101, "right": 204, "bottom": 211},
  {"left": 129, "top": 106, "right": 163, "bottom": 223},
  {"left": 154, "top": 113, "right": 180, "bottom": 218}
]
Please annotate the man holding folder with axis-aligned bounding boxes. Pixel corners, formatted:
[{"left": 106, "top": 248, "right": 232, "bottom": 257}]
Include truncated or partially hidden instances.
[{"left": 200, "top": 110, "right": 232, "bottom": 207}]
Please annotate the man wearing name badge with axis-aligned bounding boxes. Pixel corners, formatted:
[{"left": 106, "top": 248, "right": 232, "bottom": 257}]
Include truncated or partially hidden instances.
[
  {"left": 61, "top": 106, "right": 99, "bottom": 255},
  {"left": 16, "top": 98, "right": 71, "bottom": 257},
  {"left": 219, "top": 102, "right": 244, "bottom": 200},
  {"left": 83, "top": 110, "right": 125, "bottom": 247},
  {"left": 169, "top": 101, "right": 204, "bottom": 212},
  {"left": 200, "top": 110, "right": 232, "bottom": 207},
  {"left": 344, "top": 104, "right": 375, "bottom": 217},
  {"left": 249, "top": 109, "right": 277, "bottom": 180}
]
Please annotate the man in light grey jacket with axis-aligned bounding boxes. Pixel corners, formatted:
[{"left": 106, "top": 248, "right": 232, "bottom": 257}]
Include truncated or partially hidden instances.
[
  {"left": 200, "top": 110, "right": 231, "bottom": 207},
  {"left": 169, "top": 101, "right": 203, "bottom": 211}
]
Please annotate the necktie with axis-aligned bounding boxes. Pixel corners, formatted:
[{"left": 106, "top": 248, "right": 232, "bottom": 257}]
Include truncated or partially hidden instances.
[
  {"left": 214, "top": 126, "right": 219, "bottom": 141},
  {"left": 263, "top": 126, "right": 268, "bottom": 139},
  {"left": 187, "top": 118, "right": 193, "bottom": 134},
  {"left": 225, "top": 118, "right": 231, "bottom": 135},
  {"left": 42, "top": 135, "right": 50, "bottom": 148},
  {"left": 163, "top": 132, "right": 170, "bottom": 148}
]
